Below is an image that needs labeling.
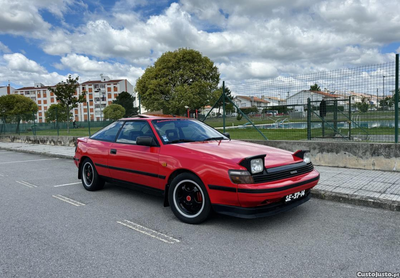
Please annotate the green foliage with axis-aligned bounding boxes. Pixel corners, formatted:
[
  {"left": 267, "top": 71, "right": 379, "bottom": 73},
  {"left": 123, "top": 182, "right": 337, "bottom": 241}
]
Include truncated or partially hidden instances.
[
  {"left": 135, "top": 48, "right": 220, "bottom": 115},
  {"left": 0, "top": 94, "right": 38, "bottom": 133},
  {"left": 45, "top": 104, "right": 69, "bottom": 122},
  {"left": 379, "top": 96, "right": 394, "bottom": 108},
  {"left": 112, "top": 91, "right": 138, "bottom": 117},
  {"left": 48, "top": 75, "right": 86, "bottom": 133},
  {"left": 49, "top": 75, "right": 86, "bottom": 109},
  {"left": 103, "top": 104, "right": 125, "bottom": 120},
  {"left": 356, "top": 96, "right": 369, "bottom": 113},
  {"left": 310, "top": 83, "right": 321, "bottom": 91},
  {"left": 209, "top": 86, "right": 234, "bottom": 113},
  {"left": 240, "top": 106, "right": 259, "bottom": 115},
  {"left": 0, "top": 94, "right": 38, "bottom": 118}
]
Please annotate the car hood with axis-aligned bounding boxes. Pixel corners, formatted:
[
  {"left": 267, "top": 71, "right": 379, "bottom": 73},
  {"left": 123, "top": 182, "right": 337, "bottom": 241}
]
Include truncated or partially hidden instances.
[{"left": 170, "top": 140, "right": 301, "bottom": 168}]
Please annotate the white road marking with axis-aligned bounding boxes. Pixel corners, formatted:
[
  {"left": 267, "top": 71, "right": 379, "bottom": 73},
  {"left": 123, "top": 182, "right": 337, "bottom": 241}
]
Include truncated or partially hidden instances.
[
  {"left": 52, "top": 194, "right": 85, "bottom": 207},
  {"left": 0, "top": 158, "right": 59, "bottom": 165},
  {"left": 117, "top": 220, "right": 180, "bottom": 244},
  {"left": 53, "top": 182, "right": 81, "bottom": 188},
  {"left": 16, "top": 180, "right": 38, "bottom": 188}
]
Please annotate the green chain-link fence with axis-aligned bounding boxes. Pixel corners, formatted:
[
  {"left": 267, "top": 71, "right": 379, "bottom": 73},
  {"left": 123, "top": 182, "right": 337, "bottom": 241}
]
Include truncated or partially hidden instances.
[
  {"left": 0, "top": 108, "right": 113, "bottom": 137},
  {"left": 203, "top": 54, "right": 399, "bottom": 142}
]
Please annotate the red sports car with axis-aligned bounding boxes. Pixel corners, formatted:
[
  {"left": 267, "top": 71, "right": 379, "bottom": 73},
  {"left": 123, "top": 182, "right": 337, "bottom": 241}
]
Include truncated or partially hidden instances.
[{"left": 74, "top": 115, "right": 319, "bottom": 224}]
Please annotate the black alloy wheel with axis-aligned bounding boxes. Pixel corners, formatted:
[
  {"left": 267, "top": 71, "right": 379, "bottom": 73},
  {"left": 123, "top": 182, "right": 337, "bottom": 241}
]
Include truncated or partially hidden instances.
[
  {"left": 81, "top": 158, "right": 105, "bottom": 191},
  {"left": 168, "top": 173, "right": 211, "bottom": 224}
]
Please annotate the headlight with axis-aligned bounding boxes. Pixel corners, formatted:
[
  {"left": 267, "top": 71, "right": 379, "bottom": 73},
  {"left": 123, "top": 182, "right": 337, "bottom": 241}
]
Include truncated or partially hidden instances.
[
  {"left": 250, "top": 158, "right": 264, "bottom": 174},
  {"left": 303, "top": 152, "right": 311, "bottom": 163},
  {"left": 229, "top": 170, "right": 254, "bottom": 184}
]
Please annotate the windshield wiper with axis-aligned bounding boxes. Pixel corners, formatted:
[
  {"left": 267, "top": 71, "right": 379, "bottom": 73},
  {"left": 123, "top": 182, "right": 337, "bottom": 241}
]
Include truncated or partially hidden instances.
[
  {"left": 203, "top": 137, "right": 226, "bottom": 141},
  {"left": 168, "top": 139, "right": 196, "bottom": 144}
]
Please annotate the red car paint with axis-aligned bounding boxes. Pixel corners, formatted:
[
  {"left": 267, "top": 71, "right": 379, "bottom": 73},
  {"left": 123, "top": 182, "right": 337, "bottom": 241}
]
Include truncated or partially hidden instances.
[{"left": 74, "top": 115, "right": 319, "bottom": 220}]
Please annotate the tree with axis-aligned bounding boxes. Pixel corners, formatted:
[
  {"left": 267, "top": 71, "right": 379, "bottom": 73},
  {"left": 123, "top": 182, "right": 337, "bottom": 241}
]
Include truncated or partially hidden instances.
[
  {"left": 0, "top": 94, "right": 38, "bottom": 133},
  {"left": 209, "top": 85, "right": 234, "bottom": 114},
  {"left": 379, "top": 96, "right": 394, "bottom": 109},
  {"left": 48, "top": 75, "right": 86, "bottom": 133},
  {"left": 135, "top": 48, "right": 220, "bottom": 115},
  {"left": 103, "top": 104, "right": 125, "bottom": 120},
  {"left": 45, "top": 104, "right": 69, "bottom": 123},
  {"left": 310, "top": 83, "right": 321, "bottom": 91},
  {"left": 356, "top": 96, "right": 369, "bottom": 113},
  {"left": 240, "top": 106, "right": 259, "bottom": 115},
  {"left": 112, "top": 91, "right": 137, "bottom": 116}
]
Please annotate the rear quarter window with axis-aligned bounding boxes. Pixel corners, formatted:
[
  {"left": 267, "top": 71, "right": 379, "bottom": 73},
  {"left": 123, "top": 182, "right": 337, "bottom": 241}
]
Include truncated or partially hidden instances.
[{"left": 90, "top": 121, "right": 124, "bottom": 142}]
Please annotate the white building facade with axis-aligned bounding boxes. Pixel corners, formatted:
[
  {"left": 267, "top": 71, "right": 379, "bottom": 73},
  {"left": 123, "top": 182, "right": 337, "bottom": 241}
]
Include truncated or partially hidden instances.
[{"left": 11, "top": 75, "right": 138, "bottom": 123}]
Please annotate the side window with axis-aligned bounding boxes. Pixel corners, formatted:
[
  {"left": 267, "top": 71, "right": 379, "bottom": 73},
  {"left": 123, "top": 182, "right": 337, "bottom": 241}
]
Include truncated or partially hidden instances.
[
  {"left": 116, "top": 121, "right": 155, "bottom": 144},
  {"left": 90, "top": 121, "right": 123, "bottom": 142}
]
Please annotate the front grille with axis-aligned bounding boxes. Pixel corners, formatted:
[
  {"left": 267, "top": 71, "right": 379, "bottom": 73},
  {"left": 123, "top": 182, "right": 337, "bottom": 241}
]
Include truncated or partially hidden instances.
[{"left": 253, "top": 162, "right": 314, "bottom": 184}]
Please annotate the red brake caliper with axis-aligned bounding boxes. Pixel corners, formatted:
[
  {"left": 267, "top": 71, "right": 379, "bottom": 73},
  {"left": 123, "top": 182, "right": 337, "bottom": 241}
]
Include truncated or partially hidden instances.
[{"left": 197, "top": 191, "right": 202, "bottom": 202}]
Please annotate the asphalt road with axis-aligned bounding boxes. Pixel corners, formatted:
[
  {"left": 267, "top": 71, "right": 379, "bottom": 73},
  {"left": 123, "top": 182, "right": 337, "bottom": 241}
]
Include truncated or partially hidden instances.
[{"left": 0, "top": 150, "right": 399, "bottom": 278}]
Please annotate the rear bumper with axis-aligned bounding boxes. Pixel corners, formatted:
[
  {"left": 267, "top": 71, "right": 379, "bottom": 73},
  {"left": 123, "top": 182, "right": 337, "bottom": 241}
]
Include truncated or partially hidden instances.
[{"left": 212, "top": 190, "right": 311, "bottom": 219}]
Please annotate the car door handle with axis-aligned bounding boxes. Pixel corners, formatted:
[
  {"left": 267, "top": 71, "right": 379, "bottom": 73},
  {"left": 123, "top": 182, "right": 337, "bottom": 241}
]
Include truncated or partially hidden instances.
[{"left": 110, "top": 149, "right": 117, "bottom": 155}]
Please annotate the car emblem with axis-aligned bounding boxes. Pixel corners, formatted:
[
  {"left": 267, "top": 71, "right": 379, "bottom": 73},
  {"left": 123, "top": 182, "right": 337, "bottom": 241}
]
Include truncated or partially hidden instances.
[{"left": 290, "top": 170, "right": 298, "bottom": 174}]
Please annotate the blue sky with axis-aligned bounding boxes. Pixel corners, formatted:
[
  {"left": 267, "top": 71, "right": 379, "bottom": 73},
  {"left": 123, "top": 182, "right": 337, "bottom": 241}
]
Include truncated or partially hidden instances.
[{"left": 0, "top": 0, "right": 399, "bottom": 90}]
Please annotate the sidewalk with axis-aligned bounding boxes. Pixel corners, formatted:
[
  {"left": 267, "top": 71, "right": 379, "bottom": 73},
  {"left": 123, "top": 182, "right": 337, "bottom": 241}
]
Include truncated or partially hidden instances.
[{"left": 1, "top": 141, "right": 399, "bottom": 212}]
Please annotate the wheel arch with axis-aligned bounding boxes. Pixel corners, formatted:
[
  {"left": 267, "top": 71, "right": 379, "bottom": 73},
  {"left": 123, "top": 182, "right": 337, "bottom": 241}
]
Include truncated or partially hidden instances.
[
  {"left": 163, "top": 169, "right": 203, "bottom": 207},
  {"left": 78, "top": 155, "right": 90, "bottom": 179}
]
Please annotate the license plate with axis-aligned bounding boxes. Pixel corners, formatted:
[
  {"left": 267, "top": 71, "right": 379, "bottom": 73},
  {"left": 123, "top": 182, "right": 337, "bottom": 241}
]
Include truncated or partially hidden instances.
[{"left": 285, "top": 190, "right": 306, "bottom": 203}]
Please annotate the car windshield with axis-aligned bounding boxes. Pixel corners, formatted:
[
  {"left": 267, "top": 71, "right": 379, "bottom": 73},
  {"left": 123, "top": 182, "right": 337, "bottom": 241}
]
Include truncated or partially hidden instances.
[{"left": 152, "top": 119, "right": 229, "bottom": 144}]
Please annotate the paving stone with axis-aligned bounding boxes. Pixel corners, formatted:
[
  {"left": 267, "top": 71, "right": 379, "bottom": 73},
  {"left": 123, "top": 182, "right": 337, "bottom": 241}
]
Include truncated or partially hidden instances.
[
  {"left": 385, "top": 184, "right": 400, "bottom": 195},
  {"left": 331, "top": 187, "right": 358, "bottom": 195},
  {"left": 362, "top": 182, "right": 394, "bottom": 193},
  {"left": 372, "top": 174, "right": 400, "bottom": 184},
  {"left": 314, "top": 184, "right": 337, "bottom": 192},
  {"left": 354, "top": 190, "right": 382, "bottom": 199},
  {"left": 379, "top": 194, "right": 400, "bottom": 202}
]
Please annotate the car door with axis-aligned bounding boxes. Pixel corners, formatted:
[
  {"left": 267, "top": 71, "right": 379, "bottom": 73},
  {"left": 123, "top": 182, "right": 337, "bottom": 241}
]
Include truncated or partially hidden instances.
[
  {"left": 108, "top": 120, "right": 163, "bottom": 190},
  {"left": 88, "top": 121, "right": 124, "bottom": 177}
]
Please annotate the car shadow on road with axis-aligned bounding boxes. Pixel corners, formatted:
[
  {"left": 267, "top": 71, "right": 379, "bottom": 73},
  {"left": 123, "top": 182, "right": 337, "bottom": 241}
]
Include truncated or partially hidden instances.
[{"left": 100, "top": 181, "right": 317, "bottom": 231}]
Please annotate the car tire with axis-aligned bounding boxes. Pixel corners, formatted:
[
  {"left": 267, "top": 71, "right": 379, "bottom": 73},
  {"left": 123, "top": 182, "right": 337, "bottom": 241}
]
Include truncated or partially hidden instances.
[
  {"left": 81, "top": 158, "right": 105, "bottom": 191},
  {"left": 168, "top": 173, "right": 211, "bottom": 224}
]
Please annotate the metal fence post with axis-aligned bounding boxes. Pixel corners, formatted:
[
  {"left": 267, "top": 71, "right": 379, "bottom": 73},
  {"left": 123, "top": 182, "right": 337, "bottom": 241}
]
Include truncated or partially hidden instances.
[
  {"left": 307, "top": 98, "right": 311, "bottom": 140},
  {"left": 87, "top": 101, "right": 91, "bottom": 136},
  {"left": 32, "top": 111, "right": 36, "bottom": 136},
  {"left": 222, "top": 81, "right": 226, "bottom": 133},
  {"left": 395, "top": 54, "right": 399, "bottom": 143},
  {"left": 56, "top": 106, "right": 59, "bottom": 136},
  {"left": 334, "top": 100, "right": 338, "bottom": 135},
  {"left": 348, "top": 96, "right": 352, "bottom": 140}
]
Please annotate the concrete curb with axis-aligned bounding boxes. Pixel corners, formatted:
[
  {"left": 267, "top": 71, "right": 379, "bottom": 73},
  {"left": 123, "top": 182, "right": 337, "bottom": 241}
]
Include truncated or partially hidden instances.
[
  {"left": 0, "top": 146, "right": 73, "bottom": 160},
  {"left": 311, "top": 189, "right": 400, "bottom": 212}
]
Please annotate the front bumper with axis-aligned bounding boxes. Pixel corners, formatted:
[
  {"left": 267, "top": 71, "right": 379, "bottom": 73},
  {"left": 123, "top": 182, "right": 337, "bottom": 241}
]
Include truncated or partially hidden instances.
[{"left": 212, "top": 190, "right": 311, "bottom": 219}]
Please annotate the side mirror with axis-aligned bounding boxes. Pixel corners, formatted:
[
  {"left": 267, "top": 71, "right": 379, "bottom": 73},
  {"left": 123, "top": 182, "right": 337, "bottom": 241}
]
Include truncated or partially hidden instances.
[
  {"left": 136, "top": 136, "right": 158, "bottom": 147},
  {"left": 223, "top": 132, "right": 230, "bottom": 139}
]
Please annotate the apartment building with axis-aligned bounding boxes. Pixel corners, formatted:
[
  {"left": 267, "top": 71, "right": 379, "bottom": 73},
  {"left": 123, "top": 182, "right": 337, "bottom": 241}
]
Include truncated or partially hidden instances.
[
  {"left": 0, "top": 84, "right": 15, "bottom": 96},
  {"left": 11, "top": 75, "right": 138, "bottom": 123}
]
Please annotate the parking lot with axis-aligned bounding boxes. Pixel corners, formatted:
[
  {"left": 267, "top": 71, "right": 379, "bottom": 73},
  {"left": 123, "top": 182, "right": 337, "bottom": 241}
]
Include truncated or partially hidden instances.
[{"left": 1, "top": 150, "right": 399, "bottom": 277}]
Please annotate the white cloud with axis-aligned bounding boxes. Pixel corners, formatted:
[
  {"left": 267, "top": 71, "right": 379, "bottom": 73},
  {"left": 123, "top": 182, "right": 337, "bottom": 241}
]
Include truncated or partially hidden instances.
[
  {"left": 0, "top": 53, "right": 67, "bottom": 87},
  {"left": 60, "top": 54, "right": 144, "bottom": 85},
  {"left": 0, "top": 1, "right": 51, "bottom": 37},
  {"left": 1, "top": 0, "right": 399, "bottom": 89},
  {"left": 0, "top": 42, "right": 11, "bottom": 53},
  {"left": 4, "top": 53, "right": 47, "bottom": 73}
]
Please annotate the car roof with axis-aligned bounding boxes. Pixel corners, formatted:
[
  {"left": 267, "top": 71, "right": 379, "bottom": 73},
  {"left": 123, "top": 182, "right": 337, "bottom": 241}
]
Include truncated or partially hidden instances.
[{"left": 120, "top": 114, "right": 188, "bottom": 121}]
